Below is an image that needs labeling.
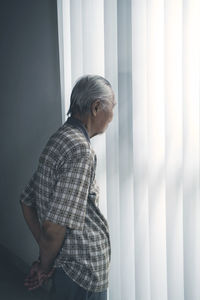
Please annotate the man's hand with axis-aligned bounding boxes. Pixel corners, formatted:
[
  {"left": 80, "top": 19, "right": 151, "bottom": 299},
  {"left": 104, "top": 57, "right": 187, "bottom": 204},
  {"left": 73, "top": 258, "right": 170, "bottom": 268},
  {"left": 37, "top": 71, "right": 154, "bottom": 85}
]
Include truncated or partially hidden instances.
[
  {"left": 22, "top": 220, "right": 66, "bottom": 291},
  {"left": 24, "top": 261, "right": 55, "bottom": 291}
]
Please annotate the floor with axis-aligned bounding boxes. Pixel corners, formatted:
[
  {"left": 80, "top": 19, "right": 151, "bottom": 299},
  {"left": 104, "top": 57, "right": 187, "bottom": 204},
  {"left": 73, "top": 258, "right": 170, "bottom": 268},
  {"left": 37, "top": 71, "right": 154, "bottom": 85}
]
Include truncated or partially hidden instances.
[{"left": 0, "top": 245, "right": 50, "bottom": 300}]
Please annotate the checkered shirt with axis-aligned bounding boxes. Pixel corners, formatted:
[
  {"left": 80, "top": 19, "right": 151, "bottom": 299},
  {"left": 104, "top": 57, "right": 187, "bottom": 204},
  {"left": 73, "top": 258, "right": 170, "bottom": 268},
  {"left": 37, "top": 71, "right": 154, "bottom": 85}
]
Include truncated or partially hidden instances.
[{"left": 20, "top": 116, "right": 111, "bottom": 292}]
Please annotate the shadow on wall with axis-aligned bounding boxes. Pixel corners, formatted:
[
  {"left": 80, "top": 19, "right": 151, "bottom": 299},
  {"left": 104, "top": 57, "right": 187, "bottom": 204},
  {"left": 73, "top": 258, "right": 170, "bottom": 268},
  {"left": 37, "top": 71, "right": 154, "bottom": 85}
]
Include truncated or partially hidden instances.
[
  {"left": 0, "top": 243, "right": 50, "bottom": 299},
  {"left": 0, "top": 0, "right": 62, "bottom": 272}
]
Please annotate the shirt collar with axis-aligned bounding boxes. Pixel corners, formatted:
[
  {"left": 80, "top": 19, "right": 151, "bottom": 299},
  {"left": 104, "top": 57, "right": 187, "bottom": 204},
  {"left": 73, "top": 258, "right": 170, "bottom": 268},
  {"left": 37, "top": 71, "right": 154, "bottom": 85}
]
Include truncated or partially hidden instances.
[{"left": 65, "top": 116, "right": 90, "bottom": 143}]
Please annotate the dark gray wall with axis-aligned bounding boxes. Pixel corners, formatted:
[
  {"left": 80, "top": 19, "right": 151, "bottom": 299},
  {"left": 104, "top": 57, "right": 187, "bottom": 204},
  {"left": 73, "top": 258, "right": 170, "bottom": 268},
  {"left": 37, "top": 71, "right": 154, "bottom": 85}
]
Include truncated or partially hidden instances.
[{"left": 0, "top": 0, "right": 62, "bottom": 265}]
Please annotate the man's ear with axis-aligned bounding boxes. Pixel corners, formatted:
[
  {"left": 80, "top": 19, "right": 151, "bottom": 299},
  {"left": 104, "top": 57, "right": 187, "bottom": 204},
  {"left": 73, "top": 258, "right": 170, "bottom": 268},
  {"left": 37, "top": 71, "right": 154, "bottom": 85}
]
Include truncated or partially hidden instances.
[{"left": 91, "top": 100, "right": 101, "bottom": 116}]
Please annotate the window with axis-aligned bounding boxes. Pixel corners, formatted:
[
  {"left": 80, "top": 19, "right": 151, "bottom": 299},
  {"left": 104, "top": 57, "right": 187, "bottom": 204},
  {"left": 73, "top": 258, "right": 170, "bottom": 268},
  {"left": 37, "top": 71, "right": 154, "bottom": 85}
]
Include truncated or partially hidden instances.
[{"left": 57, "top": 1, "right": 200, "bottom": 299}]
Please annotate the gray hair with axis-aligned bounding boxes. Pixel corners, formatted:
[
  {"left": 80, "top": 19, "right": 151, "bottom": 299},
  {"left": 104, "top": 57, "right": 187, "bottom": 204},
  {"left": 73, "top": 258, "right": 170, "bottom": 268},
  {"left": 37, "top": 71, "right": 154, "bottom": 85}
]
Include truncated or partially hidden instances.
[{"left": 67, "top": 74, "right": 113, "bottom": 116}]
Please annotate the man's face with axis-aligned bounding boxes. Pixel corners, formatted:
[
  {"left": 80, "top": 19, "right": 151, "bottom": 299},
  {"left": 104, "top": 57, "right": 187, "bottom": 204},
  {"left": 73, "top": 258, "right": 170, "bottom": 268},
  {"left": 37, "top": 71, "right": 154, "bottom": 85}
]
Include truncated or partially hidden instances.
[{"left": 94, "top": 96, "right": 117, "bottom": 134}]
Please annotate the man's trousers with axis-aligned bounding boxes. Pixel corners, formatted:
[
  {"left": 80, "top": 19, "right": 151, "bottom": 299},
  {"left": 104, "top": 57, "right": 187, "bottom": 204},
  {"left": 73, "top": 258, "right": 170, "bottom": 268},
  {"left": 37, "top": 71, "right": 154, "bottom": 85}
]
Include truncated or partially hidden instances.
[{"left": 49, "top": 267, "right": 107, "bottom": 300}]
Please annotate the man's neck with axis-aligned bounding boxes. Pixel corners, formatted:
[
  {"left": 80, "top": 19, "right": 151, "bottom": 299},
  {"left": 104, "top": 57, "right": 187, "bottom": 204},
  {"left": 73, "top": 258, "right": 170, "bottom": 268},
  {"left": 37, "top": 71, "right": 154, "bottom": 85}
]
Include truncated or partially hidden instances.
[{"left": 71, "top": 114, "right": 95, "bottom": 138}]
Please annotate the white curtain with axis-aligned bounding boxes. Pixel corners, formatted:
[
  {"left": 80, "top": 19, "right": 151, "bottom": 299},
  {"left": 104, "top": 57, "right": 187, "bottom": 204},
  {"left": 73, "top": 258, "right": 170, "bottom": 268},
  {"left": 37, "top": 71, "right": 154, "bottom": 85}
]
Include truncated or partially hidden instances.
[{"left": 56, "top": 1, "right": 200, "bottom": 300}]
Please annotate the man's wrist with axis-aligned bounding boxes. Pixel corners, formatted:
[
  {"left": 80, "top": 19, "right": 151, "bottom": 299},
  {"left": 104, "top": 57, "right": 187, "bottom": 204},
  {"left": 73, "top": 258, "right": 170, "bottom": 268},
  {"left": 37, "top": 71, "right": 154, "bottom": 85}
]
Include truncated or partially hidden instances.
[
  {"left": 39, "top": 259, "right": 53, "bottom": 274},
  {"left": 40, "top": 264, "right": 52, "bottom": 274}
]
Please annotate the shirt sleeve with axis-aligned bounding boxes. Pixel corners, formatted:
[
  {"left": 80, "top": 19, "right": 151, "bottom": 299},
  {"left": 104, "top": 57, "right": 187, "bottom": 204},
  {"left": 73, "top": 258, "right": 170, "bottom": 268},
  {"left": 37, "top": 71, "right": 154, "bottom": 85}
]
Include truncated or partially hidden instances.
[
  {"left": 19, "top": 170, "right": 37, "bottom": 207},
  {"left": 44, "top": 153, "right": 93, "bottom": 230}
]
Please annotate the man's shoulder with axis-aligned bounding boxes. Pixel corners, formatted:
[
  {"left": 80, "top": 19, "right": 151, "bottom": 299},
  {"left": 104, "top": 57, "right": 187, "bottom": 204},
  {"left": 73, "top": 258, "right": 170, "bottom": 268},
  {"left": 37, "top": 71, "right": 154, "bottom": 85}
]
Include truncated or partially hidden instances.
[{"left": 39, "top": 123, "right": 92, "bottom": 165}]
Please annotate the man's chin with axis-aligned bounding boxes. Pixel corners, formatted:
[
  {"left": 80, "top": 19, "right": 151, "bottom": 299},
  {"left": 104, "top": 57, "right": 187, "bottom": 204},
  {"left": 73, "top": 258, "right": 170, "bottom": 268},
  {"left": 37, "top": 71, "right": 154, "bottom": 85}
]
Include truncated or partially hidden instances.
[
  {"left": 91, "top": 131, "right": 105, "bottom": 138},
  {"left": 91, "top": 132, "right": 98, "bottom": 138}
]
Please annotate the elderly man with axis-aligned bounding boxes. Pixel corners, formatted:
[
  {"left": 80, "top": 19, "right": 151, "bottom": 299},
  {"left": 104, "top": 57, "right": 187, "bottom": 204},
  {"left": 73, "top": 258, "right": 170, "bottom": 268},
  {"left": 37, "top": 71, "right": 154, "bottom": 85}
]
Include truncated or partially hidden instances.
[{"left": 20, "top": 74, "right": 116, "bottom": 300}]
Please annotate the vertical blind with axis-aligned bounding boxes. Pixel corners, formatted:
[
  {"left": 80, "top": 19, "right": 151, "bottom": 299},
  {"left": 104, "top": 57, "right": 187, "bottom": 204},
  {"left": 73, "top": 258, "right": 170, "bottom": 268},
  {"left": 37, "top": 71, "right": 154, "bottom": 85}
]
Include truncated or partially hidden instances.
[{"left": 56, "top": 1, "right": 200, "bottom": 300}]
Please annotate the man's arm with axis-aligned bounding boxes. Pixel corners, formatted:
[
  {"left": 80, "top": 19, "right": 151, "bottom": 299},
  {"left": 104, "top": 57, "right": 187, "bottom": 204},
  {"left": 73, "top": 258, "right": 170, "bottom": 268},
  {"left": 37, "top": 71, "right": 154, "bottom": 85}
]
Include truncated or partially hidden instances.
[
  {"left": 39, "top": 220, "right": 66, "bottom": 273},
  {"left": 20, "top": 202, "right": 66, "bottom": 272},
  {"left": 20, "top": 202, "right": 41, "bottom": 245}
]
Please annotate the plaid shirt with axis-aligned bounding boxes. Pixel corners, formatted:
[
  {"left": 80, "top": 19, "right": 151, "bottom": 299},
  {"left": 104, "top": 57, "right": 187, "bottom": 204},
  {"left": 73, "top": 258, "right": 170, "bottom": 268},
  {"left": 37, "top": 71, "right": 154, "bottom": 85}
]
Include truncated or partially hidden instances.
[{"left": 20, "top": 116, "right": 111, "bottom": 292}]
